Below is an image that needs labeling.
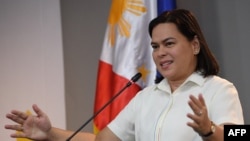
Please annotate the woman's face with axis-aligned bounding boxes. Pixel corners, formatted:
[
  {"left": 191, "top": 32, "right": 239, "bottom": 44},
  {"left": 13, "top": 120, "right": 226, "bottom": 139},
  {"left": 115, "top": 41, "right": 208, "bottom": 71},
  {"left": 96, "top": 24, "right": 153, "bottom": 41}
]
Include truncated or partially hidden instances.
[{"left": 151, "top": 23, "right": 200, "bottom": 82}]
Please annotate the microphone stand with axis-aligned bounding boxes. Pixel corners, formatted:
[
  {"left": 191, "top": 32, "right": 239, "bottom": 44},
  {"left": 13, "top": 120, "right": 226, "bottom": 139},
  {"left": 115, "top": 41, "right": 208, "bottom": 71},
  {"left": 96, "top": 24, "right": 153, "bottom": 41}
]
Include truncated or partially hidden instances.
[{"left": 66, "top": 73, "right": 142, "bottom": 141}]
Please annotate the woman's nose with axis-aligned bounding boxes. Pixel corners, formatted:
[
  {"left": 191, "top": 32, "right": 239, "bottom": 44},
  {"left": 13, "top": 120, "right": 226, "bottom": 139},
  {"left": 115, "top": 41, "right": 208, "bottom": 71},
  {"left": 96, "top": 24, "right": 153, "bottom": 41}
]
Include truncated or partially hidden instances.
[{"left": 157, "top": 46, "right": 167, "bottom": 57}]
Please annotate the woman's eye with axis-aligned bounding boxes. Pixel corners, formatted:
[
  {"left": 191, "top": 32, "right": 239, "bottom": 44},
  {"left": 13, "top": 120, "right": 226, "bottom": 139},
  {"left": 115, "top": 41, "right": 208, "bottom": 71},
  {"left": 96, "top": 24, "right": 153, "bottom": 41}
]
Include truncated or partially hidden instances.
[
  {"left": 165, "top": 42, "right": 174, "bottom": 47},
  {"left": 151, "top": 45, "right": 158, "bottom": 49}
]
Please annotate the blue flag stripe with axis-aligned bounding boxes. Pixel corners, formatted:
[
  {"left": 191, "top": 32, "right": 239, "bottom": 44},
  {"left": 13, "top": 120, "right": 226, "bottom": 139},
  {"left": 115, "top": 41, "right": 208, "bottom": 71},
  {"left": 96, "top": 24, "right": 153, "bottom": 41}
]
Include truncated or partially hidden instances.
[
  {"left": 157, "top": 0, "right": 176, "bottom": 15},
  {"left": 155, "top": 0, "right": 176, "bottom": 82}
]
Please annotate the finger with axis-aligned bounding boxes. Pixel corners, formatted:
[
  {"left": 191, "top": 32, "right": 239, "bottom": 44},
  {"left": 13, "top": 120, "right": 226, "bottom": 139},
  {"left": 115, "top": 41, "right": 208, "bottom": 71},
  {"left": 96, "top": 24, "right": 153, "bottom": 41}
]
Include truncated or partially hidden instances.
[
  {"left": 10, "top": 110, "right": 28, "bottom": 124},
  {"left": 10, "top": 132, "right": 27, "bottom": 138},
  {"left": 32, "top": 104, "right": 45, "bottom": 117},
  {"left": 189, "top": 95, "right": 205, "bottom": 116},
  {"left": 188, "top": 99, "right": 201, "bottom": 116},
  {"left": 11, "top": 110, "right": 28, "bottom": 120},
  {"left": 187, "top": 121, "right": 199, "bottom": 129},
  {"left": 187, "top": 114, "right": 203, "bottom": 133},
  {"left": 5, "top": 124, "right": 14, "bottom": 130},
  {"left": 187, "top": 113, "right": 200, "bottom": 124},
  {"left": 189, "top": 95, "right": 203, "bottom": 107},
  {"left": 6, "top": 113, "right": 25, "bottom": 125},
  {"left": 187, "top": 121, "right": 200, "bottom": 133},
  {"left": 5, "top": 124, "right": 23, "bottom": 131},
  {"left": 198, "top": 94, "right": 206, "bottom": 106}
]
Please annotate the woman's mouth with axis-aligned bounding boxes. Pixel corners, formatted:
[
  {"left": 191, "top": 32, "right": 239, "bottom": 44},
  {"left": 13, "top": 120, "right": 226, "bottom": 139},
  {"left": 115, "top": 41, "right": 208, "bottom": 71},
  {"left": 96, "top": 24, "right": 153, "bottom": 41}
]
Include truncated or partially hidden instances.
[{"left": 160, "top": 60, "right": 173, "bottom": 69}]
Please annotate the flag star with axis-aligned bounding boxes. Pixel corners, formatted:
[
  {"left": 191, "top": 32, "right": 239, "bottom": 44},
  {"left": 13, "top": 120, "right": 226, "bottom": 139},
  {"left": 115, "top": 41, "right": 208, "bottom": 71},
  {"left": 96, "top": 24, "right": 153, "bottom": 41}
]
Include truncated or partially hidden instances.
[{"left": 137, "top": 64, "right": 150, "bottom": 82}]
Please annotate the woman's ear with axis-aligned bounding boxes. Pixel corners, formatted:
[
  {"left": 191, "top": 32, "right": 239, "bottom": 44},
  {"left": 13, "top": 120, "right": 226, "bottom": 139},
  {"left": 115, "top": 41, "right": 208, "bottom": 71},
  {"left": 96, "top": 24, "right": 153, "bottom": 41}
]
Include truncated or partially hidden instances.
[{"left": 192, "top": 35, "right": 200, "bottom": 55}]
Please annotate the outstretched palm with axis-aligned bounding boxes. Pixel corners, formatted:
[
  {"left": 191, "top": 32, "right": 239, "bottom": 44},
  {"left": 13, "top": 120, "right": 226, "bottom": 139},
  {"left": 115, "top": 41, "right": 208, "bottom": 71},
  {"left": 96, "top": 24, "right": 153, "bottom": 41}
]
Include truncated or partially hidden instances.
[{"left": 5, "top": 104, "right": 52, "bottom": 140}]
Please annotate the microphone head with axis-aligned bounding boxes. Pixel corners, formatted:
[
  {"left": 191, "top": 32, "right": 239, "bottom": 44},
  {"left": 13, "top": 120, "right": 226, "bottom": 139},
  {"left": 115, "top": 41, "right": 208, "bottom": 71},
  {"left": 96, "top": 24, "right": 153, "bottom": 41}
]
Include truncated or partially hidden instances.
[{"left": 131, "top": 72, "right": 142, "bottom": 83}]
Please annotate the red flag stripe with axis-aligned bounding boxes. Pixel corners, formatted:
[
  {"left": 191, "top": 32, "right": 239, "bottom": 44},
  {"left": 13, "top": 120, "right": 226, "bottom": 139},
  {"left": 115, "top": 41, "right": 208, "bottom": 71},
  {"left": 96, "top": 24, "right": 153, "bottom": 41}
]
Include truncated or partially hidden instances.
[{"left": 94, "top": 60, "right": 141, "bottom": 131}]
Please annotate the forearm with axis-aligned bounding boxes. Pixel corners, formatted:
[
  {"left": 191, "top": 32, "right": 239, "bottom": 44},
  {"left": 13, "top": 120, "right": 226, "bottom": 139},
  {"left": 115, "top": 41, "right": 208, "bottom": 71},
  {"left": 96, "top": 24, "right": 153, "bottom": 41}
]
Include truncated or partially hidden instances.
[{"left": 46, "top": 127, "right": 96, "bottom": 141}]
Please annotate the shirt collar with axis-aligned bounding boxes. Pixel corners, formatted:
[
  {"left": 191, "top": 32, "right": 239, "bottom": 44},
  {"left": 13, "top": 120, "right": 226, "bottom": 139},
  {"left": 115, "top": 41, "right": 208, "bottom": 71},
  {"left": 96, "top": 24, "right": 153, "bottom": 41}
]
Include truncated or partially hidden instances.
[{"left": 156, "top": 72, "right": 206, "bottom": 92}]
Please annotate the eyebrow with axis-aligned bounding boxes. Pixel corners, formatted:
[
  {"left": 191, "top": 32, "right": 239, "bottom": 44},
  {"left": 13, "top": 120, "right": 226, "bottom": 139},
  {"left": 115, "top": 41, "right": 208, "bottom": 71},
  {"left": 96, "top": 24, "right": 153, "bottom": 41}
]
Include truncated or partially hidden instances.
[{"left": 151, "top": 37, "right": 175, "bottom": 45}]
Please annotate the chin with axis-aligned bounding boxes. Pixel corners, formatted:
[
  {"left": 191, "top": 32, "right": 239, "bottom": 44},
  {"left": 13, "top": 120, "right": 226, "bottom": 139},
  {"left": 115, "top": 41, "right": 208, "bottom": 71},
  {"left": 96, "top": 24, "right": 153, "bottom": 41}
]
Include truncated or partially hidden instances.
[
  {"left": 160, "top": 73, "right": 170, "bottom": 79},
  {"left": 161, "top": 72, "right": 174, "bottom": 80}
]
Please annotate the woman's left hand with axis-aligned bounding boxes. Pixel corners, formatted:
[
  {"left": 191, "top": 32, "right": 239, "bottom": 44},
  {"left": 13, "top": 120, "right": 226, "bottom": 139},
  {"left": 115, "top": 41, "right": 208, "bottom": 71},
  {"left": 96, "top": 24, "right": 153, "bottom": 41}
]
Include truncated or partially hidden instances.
[{"left": 187, "top": 94, "right": 212, "bottom": 136}]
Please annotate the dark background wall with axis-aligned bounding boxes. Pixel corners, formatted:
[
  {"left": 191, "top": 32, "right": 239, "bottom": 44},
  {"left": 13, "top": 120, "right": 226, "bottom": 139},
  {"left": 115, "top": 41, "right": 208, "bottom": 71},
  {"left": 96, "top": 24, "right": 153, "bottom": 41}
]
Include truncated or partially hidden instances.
[{"left": 61, "top": 0, "right": 250, "bottom": 132}]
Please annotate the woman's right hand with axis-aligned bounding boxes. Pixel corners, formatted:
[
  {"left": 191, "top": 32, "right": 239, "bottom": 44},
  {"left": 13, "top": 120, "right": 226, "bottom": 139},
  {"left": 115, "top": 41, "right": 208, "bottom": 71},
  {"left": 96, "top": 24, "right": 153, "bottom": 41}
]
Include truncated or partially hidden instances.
[{"left": 5, "top": 104, "right": 52, "bottom": 140}]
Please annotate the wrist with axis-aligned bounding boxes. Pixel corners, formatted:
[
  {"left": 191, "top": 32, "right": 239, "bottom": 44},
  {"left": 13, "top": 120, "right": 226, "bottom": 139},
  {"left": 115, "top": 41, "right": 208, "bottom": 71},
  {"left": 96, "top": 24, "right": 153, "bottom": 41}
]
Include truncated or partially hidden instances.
[
  {"left": 200, "top": 121, "right": 216, "bottom": 137},
  {"left": 44, "top": 127, "right": 55, "bottom": 141}
]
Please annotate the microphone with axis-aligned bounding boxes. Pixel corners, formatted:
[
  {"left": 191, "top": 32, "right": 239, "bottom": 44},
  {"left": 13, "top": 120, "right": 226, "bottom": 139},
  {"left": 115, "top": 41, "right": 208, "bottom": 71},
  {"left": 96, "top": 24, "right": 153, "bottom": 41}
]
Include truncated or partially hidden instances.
[{"left": 66, "top": 72, "right": 142, "bottom": 141}]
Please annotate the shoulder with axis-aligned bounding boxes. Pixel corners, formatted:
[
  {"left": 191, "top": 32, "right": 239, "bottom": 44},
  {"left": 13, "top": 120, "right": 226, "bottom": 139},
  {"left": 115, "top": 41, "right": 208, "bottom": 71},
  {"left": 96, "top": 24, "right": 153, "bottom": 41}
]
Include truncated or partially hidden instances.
[
  {"left": 199, "top": 75, "right": 239, "bottom": 101},
  {"left": 205, "top": 75, "right": 235, "bottom": 87},
  {"left": 203, "top": 75, "right": 239, "bottom": 101}
]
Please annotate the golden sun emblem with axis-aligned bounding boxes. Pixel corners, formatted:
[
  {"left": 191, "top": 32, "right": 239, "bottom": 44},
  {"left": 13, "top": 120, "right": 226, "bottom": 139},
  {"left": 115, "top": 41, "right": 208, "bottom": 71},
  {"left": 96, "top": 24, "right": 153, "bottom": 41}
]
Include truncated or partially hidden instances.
[{"left": 108, "top": 0, "right": 147, "bottom": 46}]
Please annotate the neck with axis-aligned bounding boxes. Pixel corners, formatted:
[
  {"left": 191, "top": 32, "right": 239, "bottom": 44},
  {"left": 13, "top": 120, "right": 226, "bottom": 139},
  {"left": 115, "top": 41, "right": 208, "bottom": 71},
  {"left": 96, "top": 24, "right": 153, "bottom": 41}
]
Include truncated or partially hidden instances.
[
  {"left": 168, "top": 79, "right": 186, "bottom": 92},
  {"left": 168, "top": 71, "right": 195, "bottom": 92}
]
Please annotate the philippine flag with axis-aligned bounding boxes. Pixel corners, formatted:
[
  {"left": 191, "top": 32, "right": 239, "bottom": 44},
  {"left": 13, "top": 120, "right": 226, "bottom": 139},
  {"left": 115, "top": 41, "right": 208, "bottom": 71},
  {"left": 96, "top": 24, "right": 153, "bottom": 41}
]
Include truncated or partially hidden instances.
[{"left": 94, "top": 0, "right": 176, "bottom": 133}]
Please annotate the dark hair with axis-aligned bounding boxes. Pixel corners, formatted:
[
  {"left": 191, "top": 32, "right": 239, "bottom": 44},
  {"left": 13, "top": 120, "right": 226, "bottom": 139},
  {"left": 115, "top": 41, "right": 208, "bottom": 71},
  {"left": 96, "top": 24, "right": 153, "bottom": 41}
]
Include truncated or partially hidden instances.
[{"left": 149, "top": 9, "right": 219, "bottom": 83}]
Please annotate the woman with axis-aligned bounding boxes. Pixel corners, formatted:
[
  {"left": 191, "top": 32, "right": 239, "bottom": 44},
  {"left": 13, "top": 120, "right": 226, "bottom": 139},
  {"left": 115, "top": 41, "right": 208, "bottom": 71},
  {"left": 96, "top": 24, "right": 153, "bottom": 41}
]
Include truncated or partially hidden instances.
[{"left": 5, "top": 9, "right": 243, "bottom": 141}]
